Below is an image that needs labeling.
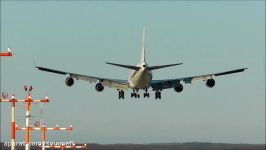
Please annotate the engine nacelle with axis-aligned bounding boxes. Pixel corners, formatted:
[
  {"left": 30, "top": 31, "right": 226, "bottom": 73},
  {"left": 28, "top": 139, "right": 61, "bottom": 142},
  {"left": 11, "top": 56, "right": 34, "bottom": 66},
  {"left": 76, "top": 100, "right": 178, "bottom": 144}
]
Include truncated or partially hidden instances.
[
  {"left": 95, "top": 83, "right": 104, "bottom": 92},
  {"left": 206, "top": 79, "right": 215, "bottom": 88},
  {"left": 174, "top": 84, "right": 183, "bottom": 93},
  {"left": 65, "top": 77, "right": 74, "bottom": 87}
]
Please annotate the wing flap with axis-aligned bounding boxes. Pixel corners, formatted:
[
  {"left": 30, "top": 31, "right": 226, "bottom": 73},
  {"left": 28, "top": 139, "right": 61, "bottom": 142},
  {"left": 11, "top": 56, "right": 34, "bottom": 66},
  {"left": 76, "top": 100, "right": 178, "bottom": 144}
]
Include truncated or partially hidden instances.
[
  {"left": 72, "top": 73, "right": 129, "bottom": 90},
  {"left": 183, "top": 75, "right": 212, "bottom": 84},
  {"left": 183, "top": 68, "right": 248, "bottom": 84},
  {"left": 151, "top": 68, "right": 247, "bottom": 90},
  {"left": 71, "top": 74, "right": 98, "bottom": 83},
  {"left": 36, "top": 66, "right": 129, "bottom": 90},
  {"left": 151, "top": 79, "right": 180, "bottom": 90},
  {"left": 102, "top": 80, "right": 129, "bottom": 90}
]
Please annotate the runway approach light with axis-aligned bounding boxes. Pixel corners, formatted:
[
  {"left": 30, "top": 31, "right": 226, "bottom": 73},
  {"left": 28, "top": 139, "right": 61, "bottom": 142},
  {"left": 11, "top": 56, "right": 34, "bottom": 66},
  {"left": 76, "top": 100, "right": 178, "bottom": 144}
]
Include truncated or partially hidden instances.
[{"left": 7, "top": 48, "right": 12, "bottom": 52}]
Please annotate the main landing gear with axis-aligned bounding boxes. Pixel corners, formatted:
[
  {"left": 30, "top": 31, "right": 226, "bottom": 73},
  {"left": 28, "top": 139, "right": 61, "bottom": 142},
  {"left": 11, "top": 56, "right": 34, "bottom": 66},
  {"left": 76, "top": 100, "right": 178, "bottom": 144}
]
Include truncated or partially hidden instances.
[
  {"left": 118, "top": 89, "right": 161, "bottom": 99},
  {"left": 143, "top": 89, "right": 150, "bottom": 98},
  {"left": 155, "top": 90, "right": 161, "bottom": 99},
  {"left": 131, "top": 89, "right": 150, "bottom": 99},
  {"left": 118, "top": 90, "right": 124, "bottom": 99},
  {"left": 131, "top": 90, "right": 140, "bottom": 98}
]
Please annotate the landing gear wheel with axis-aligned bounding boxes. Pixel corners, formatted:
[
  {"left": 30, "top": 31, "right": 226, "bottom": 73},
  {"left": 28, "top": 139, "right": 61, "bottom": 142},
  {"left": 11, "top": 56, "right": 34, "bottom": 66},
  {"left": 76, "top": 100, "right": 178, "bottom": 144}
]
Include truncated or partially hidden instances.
[
  {"left": 118, "top": 90, "right": 125, "bottom": 99},
  {"left": 144, "top": 92, "right": 150, "bottom": 98},
  {"left": 131, "top": 93, "right": 134, "bottom": 98},
  {"left": 143, "top": 89, "right": 150, "bottom": 98},
  {"left": 131, "top": 90, "right": 140, "bottom": 99},
  {"left": 155, "top": 91, "right": 161, "bottom": 99}
]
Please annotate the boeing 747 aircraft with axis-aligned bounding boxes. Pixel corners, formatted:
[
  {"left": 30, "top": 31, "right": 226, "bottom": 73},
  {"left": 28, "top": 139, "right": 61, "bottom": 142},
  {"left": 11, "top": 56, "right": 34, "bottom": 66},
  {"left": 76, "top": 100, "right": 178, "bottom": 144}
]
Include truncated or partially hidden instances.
[{"left": 36, "top": 29, "right": 247, "bottom": 99}]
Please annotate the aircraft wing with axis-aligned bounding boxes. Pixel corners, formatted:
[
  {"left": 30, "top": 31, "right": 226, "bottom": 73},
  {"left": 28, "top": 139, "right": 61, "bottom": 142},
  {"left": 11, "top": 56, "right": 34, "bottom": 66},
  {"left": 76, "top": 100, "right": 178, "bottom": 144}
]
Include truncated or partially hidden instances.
[
  {"left": 36, "top": 66, "right": 129, "bottom": 90},
  {"left": 151, "top": 68, "right": 247, "bottom": 90}
]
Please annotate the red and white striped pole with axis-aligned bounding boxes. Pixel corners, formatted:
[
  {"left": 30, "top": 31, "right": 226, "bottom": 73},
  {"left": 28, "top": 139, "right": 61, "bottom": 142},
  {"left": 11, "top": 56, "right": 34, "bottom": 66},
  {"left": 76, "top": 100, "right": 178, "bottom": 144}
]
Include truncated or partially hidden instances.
[
  {"left": 25, "top": 94, "right": 30, "bottom": 150},
  {"left": 0, "top": 48, "right": 13, "bottom": 148},
  {"left": 16, "top": 124, "right": 73, "bottom": 150},
  {"left": 11, "top": 96, "right": 16, "bottom": 150},
  {"left": 23, "top": 85, "right": 49, "bottom": 150},
  {"left": 1, "top": 96, "right": 19, "bottom": 150},
  {"left": 0, "top": 48, "right": 12, "bottom": 148},
  {"left": 0, "top": 93, "right": 48, "bottom": 150},
  {"left": 0, "top": 98, "right": 16, "bottom": 150},
  {"left": 41, "top": 124, "right": 73, "bottom": 150},
  {"left": 45, "top": 143, "right": 87, "bottom": 149},
  {"left": 42, "top": 125, "right": 46, "bottom": 150}
]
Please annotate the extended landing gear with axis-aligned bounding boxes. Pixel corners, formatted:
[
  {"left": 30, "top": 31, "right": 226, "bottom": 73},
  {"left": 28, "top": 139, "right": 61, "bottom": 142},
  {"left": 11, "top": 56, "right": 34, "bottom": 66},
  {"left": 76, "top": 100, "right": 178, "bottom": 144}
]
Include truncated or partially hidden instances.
[
  {"left": 131, "top": 90, "right": 140, "bottom": 98},
  {"left": 143, "top": 89, "right": 150, "bottom": 98},
  {"left": 155, "top": 90, "right": 161, "bottom": 99},
  {"left": 118, "top": 89, "right": 161, "bottom": 99},
  {"left": 118, "top": 90, "right": 124, "bottom": 99},
  {"left": 131, "top": 89, "right": 150, "bottom": 98}
]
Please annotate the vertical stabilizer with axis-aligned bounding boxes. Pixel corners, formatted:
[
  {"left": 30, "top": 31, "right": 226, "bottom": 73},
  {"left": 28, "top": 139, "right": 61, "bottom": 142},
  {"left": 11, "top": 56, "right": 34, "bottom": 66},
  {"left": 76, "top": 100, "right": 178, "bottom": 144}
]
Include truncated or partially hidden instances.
[{"left": 140, "top": 27, "right": 146, "bottom": 63}]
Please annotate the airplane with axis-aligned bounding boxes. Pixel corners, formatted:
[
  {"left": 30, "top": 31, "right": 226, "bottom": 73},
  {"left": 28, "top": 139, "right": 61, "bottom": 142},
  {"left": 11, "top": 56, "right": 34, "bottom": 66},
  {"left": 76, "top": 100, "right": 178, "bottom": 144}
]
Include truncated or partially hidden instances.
[{"left": 36, "top": 29, "right": 247, "bottom": 99}]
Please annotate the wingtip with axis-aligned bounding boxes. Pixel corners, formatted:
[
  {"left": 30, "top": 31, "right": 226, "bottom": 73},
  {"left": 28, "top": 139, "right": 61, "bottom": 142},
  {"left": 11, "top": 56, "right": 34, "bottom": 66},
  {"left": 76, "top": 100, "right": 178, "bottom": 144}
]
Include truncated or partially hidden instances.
[
  {"left": 242, "top": 68, "right": 248, "bottom": 71},
  {"left": 34, "top": 63, "right": 41, "bottom": 69},
  {"left": 34, "top": 61, "right": 36, "bottom": 66},
  {"left": 33, "top": 61, "right": 38, "bottom": 68}
]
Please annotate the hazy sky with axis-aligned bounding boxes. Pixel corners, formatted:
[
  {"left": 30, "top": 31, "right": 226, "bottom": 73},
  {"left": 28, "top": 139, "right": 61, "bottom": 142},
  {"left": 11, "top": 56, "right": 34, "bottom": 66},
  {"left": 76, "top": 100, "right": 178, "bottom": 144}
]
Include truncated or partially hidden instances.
[{"left": 0, "top": 1, "right": 265, "bottom": 144}]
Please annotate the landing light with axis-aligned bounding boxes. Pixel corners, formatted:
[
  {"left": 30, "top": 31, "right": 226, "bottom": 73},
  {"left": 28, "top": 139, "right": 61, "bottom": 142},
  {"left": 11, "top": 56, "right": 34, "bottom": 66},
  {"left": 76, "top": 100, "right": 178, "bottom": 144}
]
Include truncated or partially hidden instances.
[{"left": 7, "top": 47, "right": 12, "bottom": 53}]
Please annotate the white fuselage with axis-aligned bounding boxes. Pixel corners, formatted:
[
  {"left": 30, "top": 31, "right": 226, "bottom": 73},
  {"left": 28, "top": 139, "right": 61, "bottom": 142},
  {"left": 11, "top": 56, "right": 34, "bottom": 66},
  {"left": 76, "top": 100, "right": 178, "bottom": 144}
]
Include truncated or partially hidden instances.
[{"left": 128, "top": 63, "right": 152, "bottom": 89}]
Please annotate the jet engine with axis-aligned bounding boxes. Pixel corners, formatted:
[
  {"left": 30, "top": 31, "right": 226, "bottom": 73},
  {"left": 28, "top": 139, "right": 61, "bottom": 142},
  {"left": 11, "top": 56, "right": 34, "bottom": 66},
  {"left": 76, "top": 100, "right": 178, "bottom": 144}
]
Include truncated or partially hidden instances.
[
  {"left": 206, "top": 79, "right": 215, "bottom": 88},
  {"left": 95, "top": 83, "right": 104, "bottom": 92},
  {"left": 65, "top": 77, "right": 74, "bottom": 87},
  {"left": 174, "top": 83, "right": 183, "bottom": 93}
]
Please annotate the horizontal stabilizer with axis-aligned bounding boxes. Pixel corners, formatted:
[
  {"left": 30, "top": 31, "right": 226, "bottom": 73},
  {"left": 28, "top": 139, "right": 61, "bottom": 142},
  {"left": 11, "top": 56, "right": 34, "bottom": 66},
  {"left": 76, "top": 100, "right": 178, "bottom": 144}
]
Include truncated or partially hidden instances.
[
  {"left": 147, "top": 63, "right": 183, "bottom": 71},
  {"left": 106, "top": 62, "right": 140, "bottom": 70}
]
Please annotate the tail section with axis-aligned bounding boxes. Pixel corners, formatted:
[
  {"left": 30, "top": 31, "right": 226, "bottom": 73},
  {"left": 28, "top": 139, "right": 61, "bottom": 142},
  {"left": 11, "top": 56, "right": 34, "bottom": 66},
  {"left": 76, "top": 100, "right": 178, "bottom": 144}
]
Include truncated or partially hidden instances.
[
  {"left": 106, "top": 28, "right": 183, "bottom": 71},
  {"left": 140, "top": 27, "right": 146, "bottom": 63},
  {"left": 139, "top": 27, "right": 183, "bottom": 71}
]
